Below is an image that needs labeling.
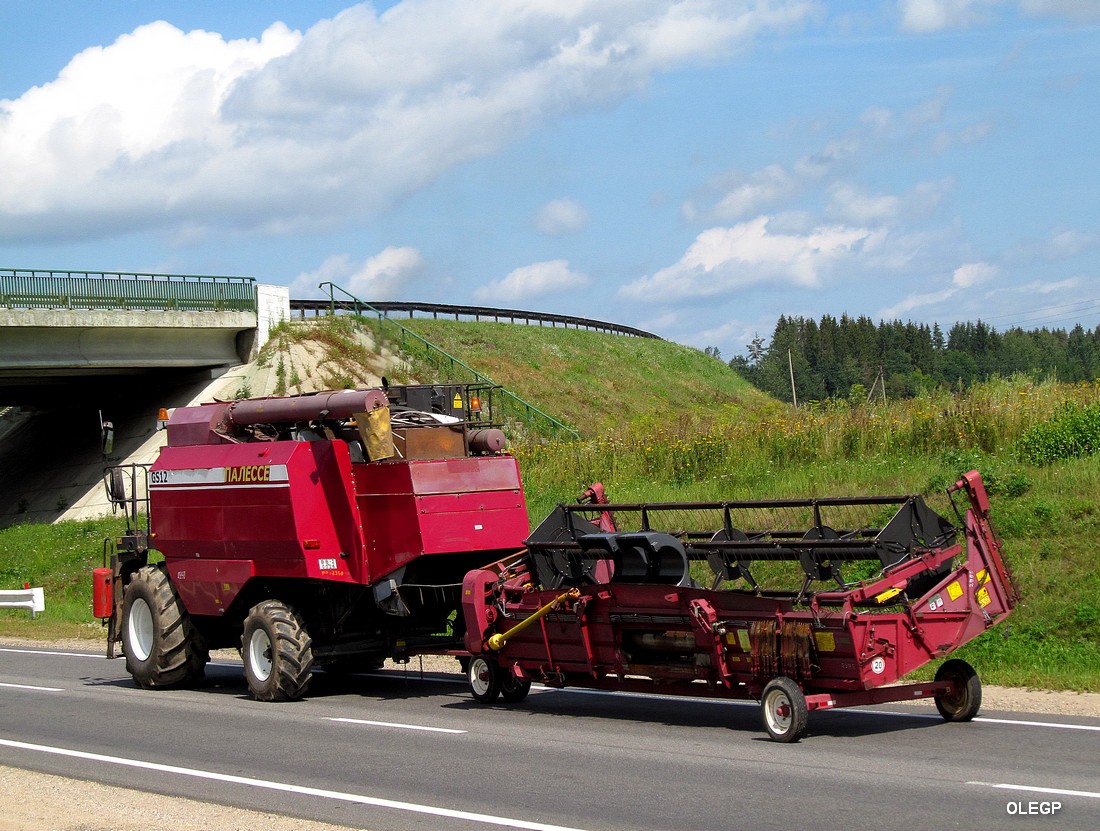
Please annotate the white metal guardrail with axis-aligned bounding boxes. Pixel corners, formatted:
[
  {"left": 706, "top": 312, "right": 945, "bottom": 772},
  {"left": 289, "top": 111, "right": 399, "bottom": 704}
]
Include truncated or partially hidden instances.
[{"left": 0, "top": 587, "right": 45, "bottom": 617}]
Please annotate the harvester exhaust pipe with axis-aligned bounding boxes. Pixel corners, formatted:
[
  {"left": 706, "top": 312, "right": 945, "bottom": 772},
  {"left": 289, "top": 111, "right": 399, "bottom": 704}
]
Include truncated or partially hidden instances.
[
  {"left": 469, "top": 429, "right": 507, "bottom": 454},
  {"left": 226, "top": 389, "right": 389, "bottom": 427}
]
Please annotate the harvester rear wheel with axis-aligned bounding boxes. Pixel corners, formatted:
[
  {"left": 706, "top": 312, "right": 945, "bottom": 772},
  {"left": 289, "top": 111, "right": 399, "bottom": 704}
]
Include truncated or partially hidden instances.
[
  {"left": 121, "top": 565, "right": 208, "bottom": 689},
  {"left": 242, "top": 600, "right": 314, "bottom": 702},
  {"left": 468, "top": 655, "right": 501, "bottom": 703},
  {"left": 500, "top": 672, "right": 532, "bottom": 703},
  {"left": 934, "top": 659, "right": 982, "bottom": 722},
  {"left": 761, "top": 677, "right": 808, "bottom": 743}
]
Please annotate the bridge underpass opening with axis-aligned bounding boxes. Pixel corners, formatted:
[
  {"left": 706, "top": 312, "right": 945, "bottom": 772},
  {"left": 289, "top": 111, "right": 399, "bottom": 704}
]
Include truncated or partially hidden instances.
[
  {"left": 0, "top": 367, "right": 242, "bottom": 528},
  {"left": 0, "top": 269, "right": 288, "bottom": 527}
]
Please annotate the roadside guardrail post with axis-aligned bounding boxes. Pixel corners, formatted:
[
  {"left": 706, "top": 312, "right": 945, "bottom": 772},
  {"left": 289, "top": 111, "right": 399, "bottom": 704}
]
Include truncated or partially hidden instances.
[{"left": 0, "top": 586, "right": 46, "bottom": 619}]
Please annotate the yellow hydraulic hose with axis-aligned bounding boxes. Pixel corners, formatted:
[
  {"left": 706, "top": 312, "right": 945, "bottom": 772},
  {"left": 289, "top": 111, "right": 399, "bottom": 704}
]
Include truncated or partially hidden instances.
[{"left": 487, "top": 588, "right": 581, "bottom": 651}]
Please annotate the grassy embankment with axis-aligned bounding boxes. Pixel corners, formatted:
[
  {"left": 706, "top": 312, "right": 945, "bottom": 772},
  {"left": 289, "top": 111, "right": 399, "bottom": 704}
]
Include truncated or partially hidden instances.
[{"left": 2, "top": 318, "right": 1098, "bottom": 691}]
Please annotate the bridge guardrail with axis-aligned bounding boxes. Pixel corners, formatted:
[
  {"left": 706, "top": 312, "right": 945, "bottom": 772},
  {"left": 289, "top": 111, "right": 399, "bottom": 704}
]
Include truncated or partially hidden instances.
[{"left": 1, "top": 269, "right": 257, "bottom": 313}]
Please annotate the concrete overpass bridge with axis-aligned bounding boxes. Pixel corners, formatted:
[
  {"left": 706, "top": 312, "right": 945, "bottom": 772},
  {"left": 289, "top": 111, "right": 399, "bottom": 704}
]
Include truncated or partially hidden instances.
[
  {"left": 0, "top": 269, "right": 290, "bottom": 403},
  {"left": 0, "top": 269, "right": 289, "bottom": 527}
]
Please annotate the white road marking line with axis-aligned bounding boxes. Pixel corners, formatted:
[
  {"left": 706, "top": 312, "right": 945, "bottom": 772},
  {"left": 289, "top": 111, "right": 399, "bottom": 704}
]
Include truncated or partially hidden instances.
[
  {"left": 0, "top": 738, "right": 590, "bottom": 831},
  {"left": 325, "top": 717, "right": 466, "bottom": 734},
  {"left": 974, "top": 716, "right": 1100, "bottom": 732},
  {"left": 8, "top": 647, "right": 1099, "bottom": 735},
  {"left": 0, "top": 648, "right": 100, "bottom": 659},
  {"left": 0, "top": 682, "right": 63, "bottom": 692},
  {"left": 804, "top": 707, "right": 1100, "bottom": 732},
  {"left": 968, "top": 781, "right": 1100, "bottom": 800}
]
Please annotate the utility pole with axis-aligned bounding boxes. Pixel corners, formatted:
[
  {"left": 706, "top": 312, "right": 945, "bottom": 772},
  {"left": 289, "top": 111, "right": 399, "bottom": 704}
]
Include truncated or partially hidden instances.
[
  {"left": 865, "top": 367, "right": 887, "bottom": 404},
  {"left": 788, "top": 349, "right": 798, "bottom": 408}
]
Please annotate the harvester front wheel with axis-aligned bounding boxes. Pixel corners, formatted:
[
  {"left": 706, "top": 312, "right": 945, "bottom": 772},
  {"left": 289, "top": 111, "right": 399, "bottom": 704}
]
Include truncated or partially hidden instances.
[
  {"left": 121, "top": 565, "right": 208, "bottom": 689},
  {"left": 934, "top": 659, "right": 982, "bottom": 722},
  {"left": 242, "top": 600, "right": 314, "bottom": 702},
  {"left": 761, "top": 677, "right": 808, "bottom": 743},
  {"left": 468, "top": 655, "right": 501, "bottom": 703}
]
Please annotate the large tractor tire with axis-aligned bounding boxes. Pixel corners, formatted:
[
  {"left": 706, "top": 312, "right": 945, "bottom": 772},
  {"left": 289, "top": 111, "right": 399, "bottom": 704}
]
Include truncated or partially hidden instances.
[
  {"left": 121, "top": 565, "right": 208, "bottom": 688},
  {"left": 241, "top": 600, "right": 314, "bottom": 702}
]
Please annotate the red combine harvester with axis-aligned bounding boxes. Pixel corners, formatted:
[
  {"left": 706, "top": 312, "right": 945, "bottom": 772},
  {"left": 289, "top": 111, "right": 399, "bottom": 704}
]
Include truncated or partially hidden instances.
[
  {"left": 95, "top": 385, "right": 1018, "bottom": 741},
  {"left": 96, "top": 383, "right": 526, "bottom": 700},
  {"left": 461, "top": 470, "right": 1019, "bottom": 741}
]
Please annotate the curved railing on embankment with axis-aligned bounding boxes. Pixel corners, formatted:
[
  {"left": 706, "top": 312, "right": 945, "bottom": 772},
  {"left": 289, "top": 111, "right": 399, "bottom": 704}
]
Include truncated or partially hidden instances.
[
  {"left": 289, "top": 298, "right": 658, "bottom": 340},
  {"left": 311, "top": 284, "right": 582, "bottom": 441}
]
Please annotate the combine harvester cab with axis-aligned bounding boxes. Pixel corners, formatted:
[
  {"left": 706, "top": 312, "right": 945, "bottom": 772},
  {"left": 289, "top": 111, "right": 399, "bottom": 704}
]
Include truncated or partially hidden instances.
[
  {"left": 96, "top": 384, "right": 529, "bottom": 701},
  {"left": 462, "top": 472, "right": 1019, "bottom": 742}
]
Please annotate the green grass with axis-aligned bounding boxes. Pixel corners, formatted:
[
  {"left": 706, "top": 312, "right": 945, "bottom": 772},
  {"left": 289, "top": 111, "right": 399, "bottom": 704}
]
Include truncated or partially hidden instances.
[
  {"left": 0, "top": 514, "right": 126, "bottom": 641},
  {"left": 3, "top": 321, "right": 1099, "bottom": 691},
  {"left": 394, "top": 318, "right": 773, "bottom": 435},
  {"left": 510, "top": 374, "right": 1100, "bottom": 691}
]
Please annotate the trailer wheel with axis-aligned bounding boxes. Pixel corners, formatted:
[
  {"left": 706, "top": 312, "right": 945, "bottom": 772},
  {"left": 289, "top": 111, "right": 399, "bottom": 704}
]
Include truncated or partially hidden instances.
[
  {"left": 468, "top": 655, "right": 501, "bottom": 703},
  {"left": 121, "top": 565, "right": 208, "bottom": 689},
  {"left": 242, "top": 600, "right": 314, "bottom": 702},
  {"left": 934, "top": 659, "right": 982, "bottom": 722},
  {"left": 500, "top": 672, "right": 532, "bottom": 703},
  {"left": 761, "top": 677, "right": 808, "bottom": 743}
]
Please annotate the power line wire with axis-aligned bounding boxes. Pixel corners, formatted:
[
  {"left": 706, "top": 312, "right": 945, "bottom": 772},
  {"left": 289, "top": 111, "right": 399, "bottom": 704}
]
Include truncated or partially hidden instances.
[{"left": 978, "top": 297, "right": 1100, "bottom": 328}]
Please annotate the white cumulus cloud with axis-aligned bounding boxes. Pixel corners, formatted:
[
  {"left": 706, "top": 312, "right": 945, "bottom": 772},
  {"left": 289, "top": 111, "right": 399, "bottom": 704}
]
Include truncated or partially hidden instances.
[
  {"left": 898, "top": 0, "right": 1000, "bottom": 32},
  {"left": 879, "top": 259, "right": 997, "bottom": 317},
  {"left": 475, "top": 260, "right": 588, "bottom": 303},
  {"left": 952, "top": 261, "right": 997, "bottom": 287},
  {"left": 711, "top": 165, "right": 798, "bottom": 221},
  {"left": 0, "top": 21, "right": 299, "bottom": 237},
  {"left": 827, "top": 178, "right": 952, "bottom": 224},
  {"left": 898, "top": 1, "right": 1098, "bottom": 30},
  {"left": 0, "top": 1, "right": 819, "bottom": 243},
  {"left": 290, "top": 247, "right": 425, "bottom": 299},
  {"left": 535, "top": 198, "right": 590, "bottom": 236},
  {"left": 619, "top": 216, "right": 870, "bottom": 301},
  {"left": 879, "top": 287, "right": 958, "bottom": 318}
]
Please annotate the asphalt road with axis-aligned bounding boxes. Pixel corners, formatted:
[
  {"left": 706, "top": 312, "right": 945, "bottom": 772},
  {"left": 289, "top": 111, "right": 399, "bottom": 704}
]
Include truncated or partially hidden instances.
[{"left": 1, "top": 645, "right": 1098, "bottom": 831}]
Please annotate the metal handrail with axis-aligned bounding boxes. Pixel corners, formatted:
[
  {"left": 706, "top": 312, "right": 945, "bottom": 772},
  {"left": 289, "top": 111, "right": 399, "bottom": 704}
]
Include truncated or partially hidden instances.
[
  {"left": 317, "top": 282, "right": 580, "bottom": 440},
  {"left": 290, "top": 298, "right": 659, "bottom": 339},
  {"left": 0, "top": 268, "right": 257, "bottom": 313}
]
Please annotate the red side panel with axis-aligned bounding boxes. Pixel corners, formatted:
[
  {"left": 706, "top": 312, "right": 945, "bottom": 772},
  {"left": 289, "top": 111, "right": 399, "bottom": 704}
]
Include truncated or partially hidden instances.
[
  {"left": 354, "top": 456, "right": 529, "bottom": 578},
  {"left": 150, "top": 440, "right": 364, "bottom": 615}
]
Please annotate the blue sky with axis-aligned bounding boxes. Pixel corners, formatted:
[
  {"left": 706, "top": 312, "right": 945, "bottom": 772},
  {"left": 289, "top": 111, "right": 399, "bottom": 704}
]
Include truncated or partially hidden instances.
[{"left": 1, "top": 1, "right": 1097, "bottom": 357}]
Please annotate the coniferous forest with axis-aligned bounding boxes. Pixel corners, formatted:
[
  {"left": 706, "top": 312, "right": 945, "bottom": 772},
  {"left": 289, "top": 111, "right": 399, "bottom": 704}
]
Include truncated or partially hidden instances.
[{"left": 726, "top": 314, "right": 1100, "bottom": 404}]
